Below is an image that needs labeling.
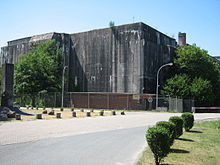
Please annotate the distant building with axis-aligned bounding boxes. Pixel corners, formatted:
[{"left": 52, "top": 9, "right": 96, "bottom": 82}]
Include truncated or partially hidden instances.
[
  {"left": 178, "top": 32, "right": 186, "bottom": 46},
  {"left": 0, "top": 22, "right": 176, "bottom": 94},
  {"left": 212, "top": 56, "right": 220, "bottom": 64}
]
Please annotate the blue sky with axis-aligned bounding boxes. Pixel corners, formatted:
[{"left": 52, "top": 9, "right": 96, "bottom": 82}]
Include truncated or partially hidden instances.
[{"left": 0, "top": 0, "right": 219, "bottom": 56}]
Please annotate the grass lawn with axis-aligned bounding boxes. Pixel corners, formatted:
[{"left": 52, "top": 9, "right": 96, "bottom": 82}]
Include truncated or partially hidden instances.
[{"left": 137, "top": 119, "right": 220, "bottom": 165}]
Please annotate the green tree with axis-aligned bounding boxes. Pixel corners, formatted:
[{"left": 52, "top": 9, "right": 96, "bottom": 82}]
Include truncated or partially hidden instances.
[
  {"left": 191, "top": 77, "right": 215, "bottom": 106},
  {"left": 109, "top": 21, "right": 115, "bottom": 27},
  {"left": 162, "top": 45, "right": 220, "bottom": 106},
  {"left": 161, "top": 74, "right": 191, "bottom": 97},
  {"left": 174, "top": 45, "right": 220, "bottom": 83},
  {"left": 14, "top": 40, "right": 63, "bottom": 106}
]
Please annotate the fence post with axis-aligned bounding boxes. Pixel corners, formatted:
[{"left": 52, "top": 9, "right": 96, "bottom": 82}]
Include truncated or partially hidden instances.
[
  {"left": 168, "top": 96, "right": 171, "bottom": 111},
  {"left": 88, "top": 93, "right": 90, "bottom": 109},
  {"left": 127, "top": 94, "right": 129, "bottom": 110},
  {"left": 69, "top": 92, "right": 71, "bottom": 107},
  {"left": 107, "top": 93, "right": 109, "bottom": 109},
  {"left": 176, "top": 96, "right": 178, "bottom": 111}
]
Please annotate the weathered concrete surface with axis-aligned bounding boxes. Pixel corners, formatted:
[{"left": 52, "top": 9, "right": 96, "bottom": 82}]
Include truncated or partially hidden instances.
[
  {"left": 1, "top": 64, "right": 14, "bottom": 107},
  {"left": 0, "top": 22, "right": 176, "bottom": 94},
  {"left": 71, "top": 22, "right": 176, "bottom": 93}
]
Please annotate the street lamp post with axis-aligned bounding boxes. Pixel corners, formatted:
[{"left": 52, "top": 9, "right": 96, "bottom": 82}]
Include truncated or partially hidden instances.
[
  {"left": 156, "top": 62, "right": 173, "bottom": 110},
  {"left": 61, "top": 66, "right": 68, "bottom": 108}
]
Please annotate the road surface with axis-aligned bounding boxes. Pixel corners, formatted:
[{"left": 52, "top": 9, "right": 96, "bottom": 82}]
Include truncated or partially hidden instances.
[{"left": 1, "top": 112, "right": 220, "bottom": 165}]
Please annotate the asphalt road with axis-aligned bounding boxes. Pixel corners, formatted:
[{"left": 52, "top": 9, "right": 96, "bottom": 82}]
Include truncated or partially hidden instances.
[
  {"left": 0, "top": 126, "right": 147, "bottom": 165},
  {"left": 1, "top": 112, "right": 220, "bottom": 165}
]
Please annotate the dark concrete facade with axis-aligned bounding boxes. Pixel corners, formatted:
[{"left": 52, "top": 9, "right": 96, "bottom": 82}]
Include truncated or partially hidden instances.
[
  {"left": 1, "top": 64, "right": 14, "bottom": 107},
  {"left": 0, "top": 22, "right": 176, "bottom": 94}
]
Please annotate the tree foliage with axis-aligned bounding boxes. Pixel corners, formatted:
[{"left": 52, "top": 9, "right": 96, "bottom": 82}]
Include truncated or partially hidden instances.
[
  {"left": 169, "top": 116, "right": 183, "bottom": 138},
  {"left": 14, "top": 40, "right": 63, "bottom": 106},
  {"left": 156, "top": 121, "right": 176, "bottom": 146},
  {"left": 181, "top": 113, "right": 194, "bottom": 131},
  {"left": 162, "top": 45, "right": 220, "bottom": 106},
  {"left": 191, "top": 77, "right": 215, "bottom": 105},
  {"left": 109, "top": 21, "right": 115, "bottom": 27},
  {"left": 146, "top": 126, "right": 170, "bottom": 165},
  {"left": 161, "top": 74, "right": 191, "bottom": 97},
  {"left": 174, "top": 46, "right": 220, "bottom": 83}
]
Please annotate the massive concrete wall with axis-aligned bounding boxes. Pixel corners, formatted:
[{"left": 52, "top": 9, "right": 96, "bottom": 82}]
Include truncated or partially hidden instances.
[
  {"left": 0, "top": 33, "right": 54, "bottom": 65},
  {"left": 71, "top": 24, "right": 144, "bottom": 93},
  {"left": 71, "top": 22, "right": 176, "bottom": 93},
  {"left": 0, "top": 32, "right": 72, "bottom": 89},
  {"left": 141, "top": 23, "right": 176, "bottom": 93},
  {"left": 0, "top": 22, "right": 176, "bottom": 94}
]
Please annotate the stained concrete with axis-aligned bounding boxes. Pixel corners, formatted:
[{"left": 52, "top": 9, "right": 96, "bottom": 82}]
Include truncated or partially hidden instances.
[{"left": 0, "top": 22, "right": 176, "bottom": 94}]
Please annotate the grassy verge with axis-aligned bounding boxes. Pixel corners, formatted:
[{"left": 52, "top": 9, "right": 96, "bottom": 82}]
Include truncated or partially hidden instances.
[{"left": 137, "top": 119, "right": 220, "bottom": 165}]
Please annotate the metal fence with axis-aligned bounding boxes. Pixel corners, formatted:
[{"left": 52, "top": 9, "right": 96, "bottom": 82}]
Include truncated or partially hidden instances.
[
  {"left": 155, "top": 96, "right": 194, "bottom": 112},
  {"left": 14, "top": 92, "right": 194, "bottom": 112}
]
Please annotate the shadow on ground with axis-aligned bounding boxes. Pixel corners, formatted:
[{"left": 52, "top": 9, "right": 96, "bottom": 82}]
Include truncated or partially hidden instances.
[
  {"left": 188, "top": 130, "right": 203, "bottom": 133},
  {"left": 177, "top": 137, "right": 194, "bottom": 142},
  {"left": 170, "top": 148, "right": 190, "bottom": 154}
]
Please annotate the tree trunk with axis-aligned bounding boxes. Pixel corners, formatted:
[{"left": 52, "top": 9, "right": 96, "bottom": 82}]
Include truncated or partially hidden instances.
[{"left": 155, "top": 157, "right": 159, "bottom": 165}]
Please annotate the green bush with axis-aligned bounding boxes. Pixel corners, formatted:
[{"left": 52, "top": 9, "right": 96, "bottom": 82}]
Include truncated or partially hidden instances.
[
  {"left": 182, "top": 113, "right": 194, "bottom": 131},
  {"left": 146, "top": 126, "right": 170, "bottom": 165},
  {"left": 169, "top": 116, "right": 183, "bottom": 138},
  {"left": 156, "top": 121, "right": 176, "bottom": 146}
]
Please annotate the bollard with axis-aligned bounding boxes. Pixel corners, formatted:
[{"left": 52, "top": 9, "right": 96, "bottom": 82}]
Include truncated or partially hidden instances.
[
  {"left": 42, "top": 110, "right": 47, "bottom": 114},
  {"left": 36, "top": 114, "right": 42, "bottom": 119},
  {"left": 99, "top": 110, "right": 104, "bottom": 116},
  {"left": 7, "top": 112, "right": 16, "bottom": 118},
  {"left": 60, "top": 108, "right": 64, "bottom": 111},
  {"left": 80, "top": 109, "right": 84, "bottom": 112},
  {"left": 121, "top": 111, "right": 125, "bottom": 115},
  {"left": 56, "top": 113, "right": 62, "bottom": 118},
  {"left": 86, "top": 112, "right": 91, "bottom": 117},
  {"left": 48, "top": 110, "right": 54, "bottom": 115},
  {"left": 43, "top": 107, "right": 46, "bottom": 110},
  {"left": 112, "top": 111, "right": 116, "bottom": 115},
  {"left": 90, "top": 109, "right": 94, "bottom": 113},
  {"left": 36, "top": 106, "right": 38, "bottom": 110},
  {"left": 72, "top": 111, "right": 77, "bottom": 117},
  {"left": 71, "top": 108, "right": 74, "bottom": 111},
  {"left": 15, "top": 114, "right": 21, "bottom": 120}
]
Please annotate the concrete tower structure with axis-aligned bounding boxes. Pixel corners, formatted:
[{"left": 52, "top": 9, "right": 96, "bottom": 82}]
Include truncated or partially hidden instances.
[
  {"left": 0, "top": 22, "right": 176, "bottom": 94},
  {"left": 178, "top": 32, "right": 186, "bottom": 46}
]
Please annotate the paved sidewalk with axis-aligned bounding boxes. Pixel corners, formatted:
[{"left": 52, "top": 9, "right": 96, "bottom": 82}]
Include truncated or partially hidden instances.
[{"left": 1, "top": 112, "right": 220, "bottom": 145}]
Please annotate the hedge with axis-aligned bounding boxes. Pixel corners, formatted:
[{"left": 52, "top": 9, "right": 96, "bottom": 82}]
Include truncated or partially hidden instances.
[
  {"left": 182, "top": 113, "right": 194, "bottom": 131},
  {"left": 146, "top": 126, "right": 170, "bottom": 165},
  {"left": 169, "top": 116, "right": 183, "bottom": 138}
]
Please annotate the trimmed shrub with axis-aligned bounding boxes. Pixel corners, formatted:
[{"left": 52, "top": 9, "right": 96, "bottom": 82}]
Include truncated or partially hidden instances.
[
  {"left": 169, "top": 116, "right": 183, "bottom": 138},
  {"left": 182, "top": 113, "right": 194, "bottom": 131},
  {"left": 146, "top": 126, "right": 170, "bottom": 165},
  {"left": 156, "top": 121, "right": 176, "bottom": 146}
]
